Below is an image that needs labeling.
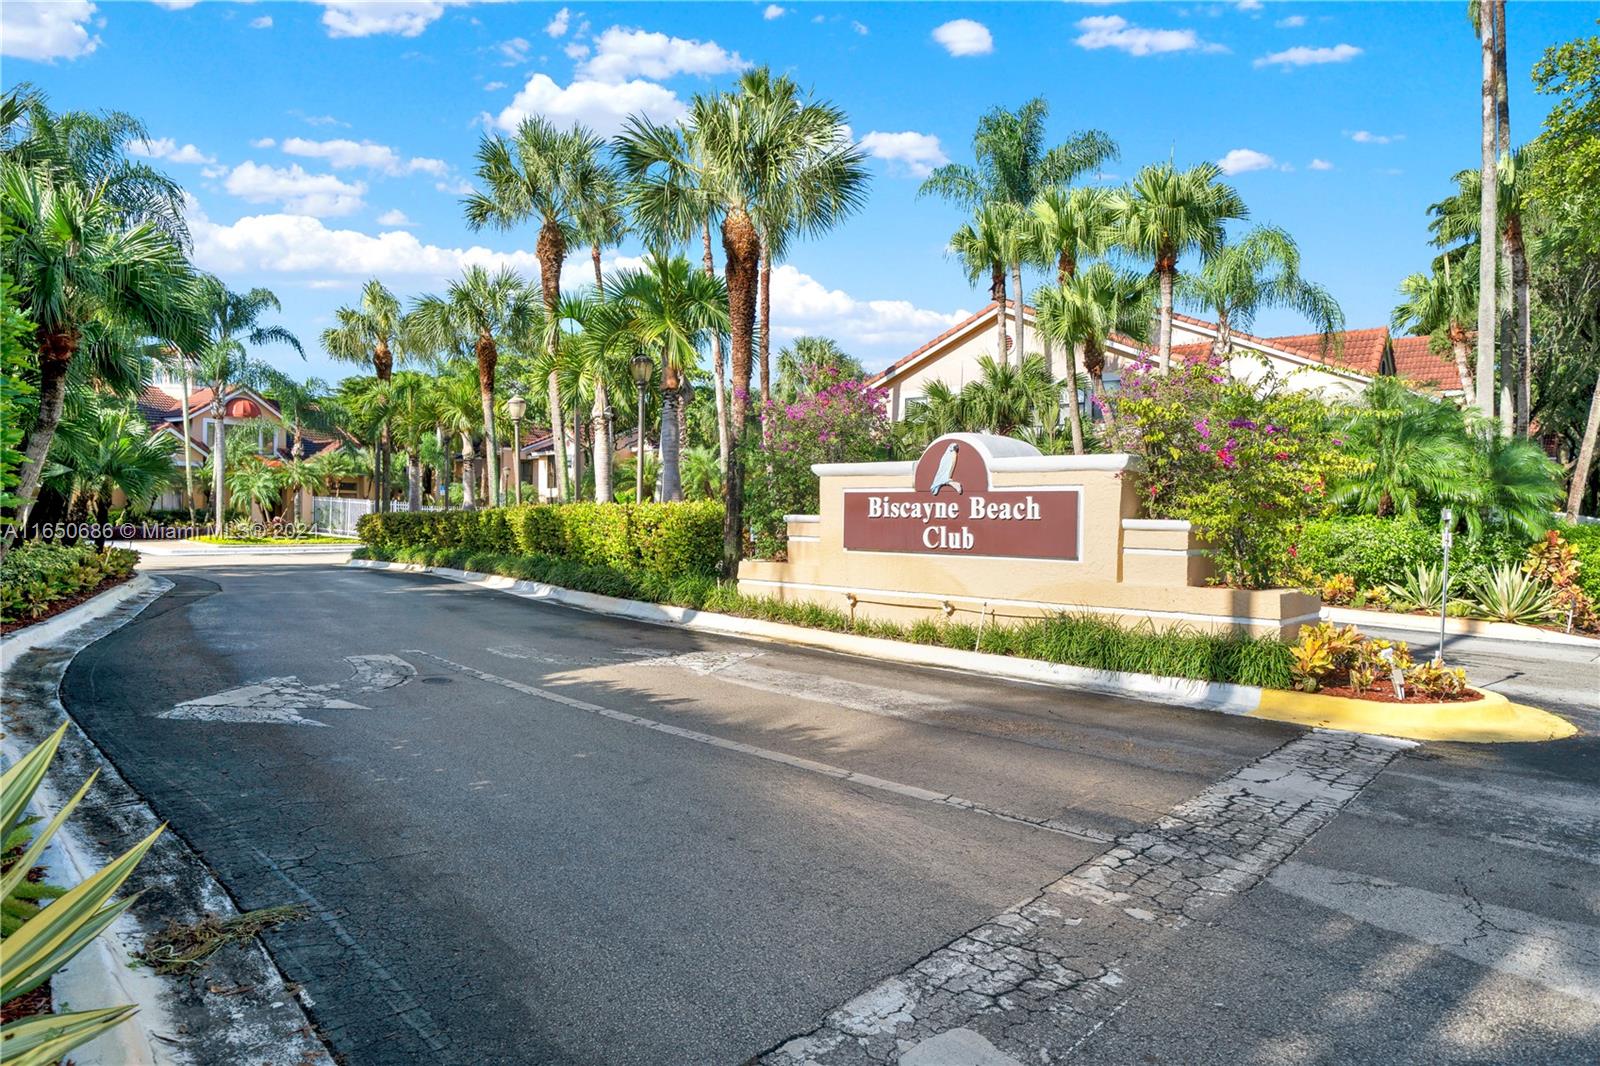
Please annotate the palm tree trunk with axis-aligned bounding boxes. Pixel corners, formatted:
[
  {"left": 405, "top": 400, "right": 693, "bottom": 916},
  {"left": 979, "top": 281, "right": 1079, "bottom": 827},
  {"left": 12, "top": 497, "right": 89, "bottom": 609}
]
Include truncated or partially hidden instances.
[
  {"left": 1066, "top": 342, "right": 1086, "bottom": 455},
  {"left": 592, "top": 381, "right": 613, "bottom": 503},
  {"left": 1567, "top": 369, "right": 1600, "bottom": 520},
  {"left": 472, "top": 329, "right": 502, "bottom": 507},
  {"left": 212, "top": 398, "right": 227, "bottom": 536},
  {"left": 1012, "top": 261, "right": 1025, "bottom": 360},
  {"left": 703, "top": 220, "right": 730, "bottom": 482},
  {"left": 434, "top": 426, "right": 450, "bottom": 509},
  {"left": 991, "top": 263, "right": 1008, "bottom": 365},
  {"left": 4, "top": 338, "right": 74, "bottom": 551},
  {"left": 1213, "top": 309, "right": 1233, "bottom": 358},
  {"left": 1509, "top": 226, "right": 1532, "bottom": 436},
  {"left": 572, "top": 401, "right": 584, "bottom": 500},
  {"left": 722, "top": 206, "right": 760, "bottom": 575},
  {"left": 660, "top": 380, "right": 682, "bottom": 503},
  {"left": 759, "top": 242, "right": 773, "bottom": 408},
  {"left": 1157, "top": 263, "right": 1175, "bottom": 372},
  {"left": 179, "top": 358, "right": 197, "bottom": 524},
  {"left": 538, "top": 222, "right": 570, "bottom": 502},
  {"left": 460, "top": 433, "right": 477, "bottom": 509},
  {"left": 1476, "top": 4, "right": 1500, "bottom": 419},
  {"left": 407, "top": 452, "right": 421, "bottom": 512},
  {"left": 1449, "top": 325, "right": 1477, "bottom": 405},
  {"left": 592, "top": 242, "right": 604, "bottom": 291}
]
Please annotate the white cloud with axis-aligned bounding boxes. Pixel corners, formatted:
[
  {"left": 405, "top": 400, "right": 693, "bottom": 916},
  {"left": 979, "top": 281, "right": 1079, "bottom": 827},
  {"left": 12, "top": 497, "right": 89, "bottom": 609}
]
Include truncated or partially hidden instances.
[
  {"left": 1073, "top": 15, "right": 1223, "bottom": 57},
  {"left": 279, "top": 136, "right": 447, "bottom": 177},
  {"left": 493, "top": 73, "right": 686, "bottom": 136},
  {"left": 251, "top": 137, "right": 277, "bottom": 149},
  {"left": 851, "top": 21, "right": 869, "bottom": 35},
  {"left": 497, "top": 36, "right": 530, "bottom": 64},
  {"left": 1216, "top": 148, "right": 1281, "bottom": 175},
  {"left": 201, "top": 164, "right": 228, "bottom": 179},
  {"left": 544, "top": 6, "right": 569, "bottom": 37},
  {"left": 932, "top": 19, "right": 993, "bottom": 57},
  {"left": 1, "top": 0, "right": 99, "bottom": 62},
  {"left": 763, "top": 4, "right": 788, "bottom": 19},
  {"left": 313, "top": 1, "right": 473, "bottom": 39},
  {"left": 1235, "top": 0, "right": 1263, "bottom": 11},
  {"left": 859, "top": 131, "right": 949, "bottom": 178},
  {"left": 769, "top": 264, "right": 968, "bottom": 352},
  {"left": 150, "top": 1, "right": 200, "bottom": 8},
  {"left": 224, "top": 162, "right": 367, "bottom": 217},
  {"left": 250, "top": 15, "right": 273, "bottom": 29},
  {"left": 436, "top": 177, "right": 475, "bottom": 195},
  {"left": 129, "top": 137, "right": 217, "bottom": 164},
  {"left": 376, "top": 209, "right": 414, "bottom": 226},
  {"left": 1308, "top": 158, "right": 1334, "bottom": 171},
  {"left": 1348, "top": 130, "right": 1402, "bottom": 144},
  {"left": 483, "top": 80, "right": 507, "bottom": 91},
  {"left": 563, "top": 41, "right": 589, "bottom": 60},
  {"left": 579, "top": 27, "right": 750, "bottom": 82},
  {"left": 1275, "top": 15, "right": 1307, "bottom": 28},
  {"left": 1254, "top": 43, "right": 1362, "bottom": 68}
]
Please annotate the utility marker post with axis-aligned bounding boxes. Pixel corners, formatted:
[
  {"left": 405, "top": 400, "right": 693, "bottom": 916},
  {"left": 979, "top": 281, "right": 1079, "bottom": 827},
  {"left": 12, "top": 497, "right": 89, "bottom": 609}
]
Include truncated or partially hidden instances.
[{"left": 1436, "top": 507, "right": 1453, "bottom": 667}]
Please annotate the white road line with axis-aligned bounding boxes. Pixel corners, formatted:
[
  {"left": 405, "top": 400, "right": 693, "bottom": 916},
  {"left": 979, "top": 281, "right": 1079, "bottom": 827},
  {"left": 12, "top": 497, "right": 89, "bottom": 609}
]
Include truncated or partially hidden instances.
[
  {"left": 402, "top": 648, "right": 1114, "bottom": 845},
  {"left": 1268, "top": 860, "right": 1600, "bottom": 1004},
  {"left": 630, "top": 650, "right": 957, "bottom": 719}
]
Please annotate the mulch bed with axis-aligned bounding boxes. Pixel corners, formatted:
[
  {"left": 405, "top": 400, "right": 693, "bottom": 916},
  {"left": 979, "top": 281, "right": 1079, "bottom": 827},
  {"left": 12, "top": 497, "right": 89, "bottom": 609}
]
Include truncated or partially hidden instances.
[
  {"left": 0, "top": 983, "right": 50, "bottom": 1024},
  {"left": 0, "top": 572, "right": 132, "bottom": 637},
  {"left": 1316, "top": 683, "right": 1483, "bottom": 704}
]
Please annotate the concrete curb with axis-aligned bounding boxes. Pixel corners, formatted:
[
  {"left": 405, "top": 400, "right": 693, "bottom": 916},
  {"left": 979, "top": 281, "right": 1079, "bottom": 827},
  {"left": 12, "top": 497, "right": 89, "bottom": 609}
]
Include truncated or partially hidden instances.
[
  {"left": 0, "top": 574, "right": 334, "bottom": 1066},
  {"left": 1322, "top": 605, "right": 1600, "bottom": 649},
  {"left": 349, "top": 558, "right": 1576, "bottom": 743},
  {"left": 110, "top": 539, "right": 356, "bottom": 557}
]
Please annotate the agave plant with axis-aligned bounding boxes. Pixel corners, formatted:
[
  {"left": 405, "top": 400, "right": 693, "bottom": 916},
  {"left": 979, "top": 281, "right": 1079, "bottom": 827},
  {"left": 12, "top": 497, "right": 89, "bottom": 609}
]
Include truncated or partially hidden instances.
[
  {"left": 1, "top": 724, "right": 163, "bottom": 1066},
  {"left": 1468, "top": 565, "right": 1557, "bottom": 626},
  {"left": 1386, "top": 563, "right": 1446, "bottom": 612}
]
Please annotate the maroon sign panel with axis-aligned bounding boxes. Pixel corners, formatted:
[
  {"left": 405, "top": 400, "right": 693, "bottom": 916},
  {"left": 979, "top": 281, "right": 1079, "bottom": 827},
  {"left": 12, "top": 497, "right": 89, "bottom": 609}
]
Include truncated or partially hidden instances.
[{"left": 842, "top": 437, "right": 1080, "bottom": 560}]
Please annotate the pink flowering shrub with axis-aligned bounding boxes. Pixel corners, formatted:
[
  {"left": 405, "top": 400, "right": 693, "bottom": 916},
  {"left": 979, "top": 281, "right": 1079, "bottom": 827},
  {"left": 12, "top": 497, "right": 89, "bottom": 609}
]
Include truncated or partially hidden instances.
[
  {"left": 1105, "top": 352, "right": 1359, "bottom": 589},
  {"left": 744, "top": 369, "right": 890, "bottom": 558}
]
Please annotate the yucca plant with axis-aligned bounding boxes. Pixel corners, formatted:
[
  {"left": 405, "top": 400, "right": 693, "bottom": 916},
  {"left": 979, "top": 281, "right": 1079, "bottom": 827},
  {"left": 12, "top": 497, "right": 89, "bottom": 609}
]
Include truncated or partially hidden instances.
[
  {"left": 1, "top": 723, "right": 164, "bottom": 1066},
  {"left": 1468, "top": 564, "right": 1557, "bottom": 626}
]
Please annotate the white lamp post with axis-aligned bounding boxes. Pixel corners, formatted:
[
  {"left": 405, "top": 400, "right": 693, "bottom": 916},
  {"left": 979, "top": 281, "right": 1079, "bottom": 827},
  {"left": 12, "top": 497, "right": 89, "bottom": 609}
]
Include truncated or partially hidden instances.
[{"left": 506, "top": 391, "right": 527, "bottom": 506}]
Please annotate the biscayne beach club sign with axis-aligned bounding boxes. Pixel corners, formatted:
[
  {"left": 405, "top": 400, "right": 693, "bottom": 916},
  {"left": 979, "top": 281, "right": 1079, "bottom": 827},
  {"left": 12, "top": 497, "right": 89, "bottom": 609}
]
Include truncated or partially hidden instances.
[{"left": 842, "top": 436, "right": 1081, "bottom": 560}]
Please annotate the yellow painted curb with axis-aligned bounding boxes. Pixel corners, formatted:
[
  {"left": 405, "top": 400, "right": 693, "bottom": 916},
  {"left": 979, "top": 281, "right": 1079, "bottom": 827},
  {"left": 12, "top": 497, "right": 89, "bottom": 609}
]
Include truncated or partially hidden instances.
[{"left": 1251, "top": 687, "right": 1578, "bottom": 744}]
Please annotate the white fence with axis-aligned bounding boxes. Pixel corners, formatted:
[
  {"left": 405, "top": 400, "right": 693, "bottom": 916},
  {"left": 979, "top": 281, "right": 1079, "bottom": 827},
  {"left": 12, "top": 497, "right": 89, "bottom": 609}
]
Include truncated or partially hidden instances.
[{"left": 311, "top": 496, "right": 372, "bottom": 536}]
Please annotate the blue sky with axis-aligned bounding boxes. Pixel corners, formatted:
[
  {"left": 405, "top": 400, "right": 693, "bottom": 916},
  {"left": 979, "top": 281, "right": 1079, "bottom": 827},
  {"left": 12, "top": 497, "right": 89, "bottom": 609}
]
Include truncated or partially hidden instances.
[{"left": 4, "top": 1, "right": 1594, "bottom": 383}]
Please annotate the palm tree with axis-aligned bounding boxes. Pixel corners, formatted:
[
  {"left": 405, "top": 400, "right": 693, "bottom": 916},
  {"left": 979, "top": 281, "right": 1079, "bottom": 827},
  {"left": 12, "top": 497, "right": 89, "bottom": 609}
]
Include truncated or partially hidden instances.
[
  {"left": 466, "top": 117, "right": 609, "bottom": 502},
  {"left": 903, "top": 380, "right": 971, "bottom": 447},
  {"left": 1179, "top": 225, "right": 1343, "bottom": 356},
  {"left": 775, "top": 336, "right": 863, "bottom": 401},
  {"left": 1474, "top": 0, "right": 1501, "bottom": 419},
  {"left": 1034, "top": 261, "right": 1149, "bottom": 439},
  {"left": 738, "top": 68, "right": 870, "bottom": 407},
  {"left": 949, "top": 204, "right": 1019, "bottom": 362},
  {"left": 1113, "top": 161, "right": 1248, "bottom": 372},
  {"left": 409, "top": 267, "right": 534, "bottom": 508},
  {"left": 49, "top": 398, "right": 177, "bottom": 541},
  {"left": 921, "top": 97, "right": 1118, "bottom": 361},
  {"left": 1391, "top": 250, "right": 1480, "bottom": 403},
  {"left": 537, "top": 291, "right": 599, "bottom": 500},
  {"left": 575, "top": 164, "right": 627, "bottom": 291},
  {"left": 958, "top": 354, "right": 1058, "bottom": 437},
  {"left": 0, "top": 162, "right": 203, "bottom": 549},
  {"left": 186, "top": 278, "right": 302, "bottom": 535},
  {"left": 680, "top": 446, "right": 722, "bottom": 501},
  {"left": 1331, "top": 377, "right": 1472, "bottom": 519},
  {"left": 386, "top": 371, "right": 439, "bottom": 512},
  {"left": 433, "top": 363, "right": 489, "bottom": 508},
  {"left": 322, "top": 279, "right": 408, "bottom": 510},
  {"left": 603, "top": 254, "right": 728, "bottom": 501},
  {"left": 262, "top": 375, "right": 335, "bottom": 460}
]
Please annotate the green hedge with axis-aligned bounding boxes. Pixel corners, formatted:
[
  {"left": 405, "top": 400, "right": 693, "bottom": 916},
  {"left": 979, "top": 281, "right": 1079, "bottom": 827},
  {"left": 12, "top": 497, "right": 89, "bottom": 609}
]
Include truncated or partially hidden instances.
[
  {"left": 356, "top": 501, "right": 724, "bottom": 580},
  {"left": 1297, "top": 514, "right": 1547, "bottom": 591},
  {"left": 0, "top": 542, "right": 139, "bottom": 623},
  {"left": 355, "top": 544, "right": 1294, "bottom": 690}
]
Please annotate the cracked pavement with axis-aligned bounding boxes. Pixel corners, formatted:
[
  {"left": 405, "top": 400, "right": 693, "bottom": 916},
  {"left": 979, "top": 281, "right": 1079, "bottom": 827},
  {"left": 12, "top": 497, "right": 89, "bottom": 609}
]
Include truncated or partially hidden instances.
[{"left": 51, "top": 559, "right": 1600, "bottom": 1064}]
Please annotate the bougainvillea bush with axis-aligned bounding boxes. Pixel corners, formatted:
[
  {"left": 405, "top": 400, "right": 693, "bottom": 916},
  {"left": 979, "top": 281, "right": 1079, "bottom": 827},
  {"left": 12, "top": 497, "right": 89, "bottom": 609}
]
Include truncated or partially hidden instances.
[
  {"left": 1106, "top": 352, "right": 1360, "bottom": 589},
  {"left": 744, "top": 369, "right": 890, "bottom": 558}
]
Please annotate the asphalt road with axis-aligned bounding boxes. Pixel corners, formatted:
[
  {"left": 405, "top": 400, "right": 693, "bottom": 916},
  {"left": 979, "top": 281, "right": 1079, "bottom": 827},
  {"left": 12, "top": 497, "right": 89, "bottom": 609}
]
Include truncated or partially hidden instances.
[{"left": 60, "top": 559, "right": 1600, "bottom": 1065}]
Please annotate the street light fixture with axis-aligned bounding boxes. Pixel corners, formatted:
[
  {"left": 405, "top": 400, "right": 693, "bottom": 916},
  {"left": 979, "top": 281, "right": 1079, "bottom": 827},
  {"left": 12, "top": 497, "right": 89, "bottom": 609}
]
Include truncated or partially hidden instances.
[
  {"left": 506, "top": 391, "right": 527, "bottom": 506},
  {"left": 630, "top": 354, "right": 653, "bottom": 503}
]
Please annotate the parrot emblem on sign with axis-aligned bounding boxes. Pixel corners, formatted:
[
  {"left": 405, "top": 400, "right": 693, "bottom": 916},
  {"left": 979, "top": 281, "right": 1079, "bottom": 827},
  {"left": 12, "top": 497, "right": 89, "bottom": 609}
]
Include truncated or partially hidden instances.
[{"left": 929, "top": 442, "right": 964, "bottom": 496}]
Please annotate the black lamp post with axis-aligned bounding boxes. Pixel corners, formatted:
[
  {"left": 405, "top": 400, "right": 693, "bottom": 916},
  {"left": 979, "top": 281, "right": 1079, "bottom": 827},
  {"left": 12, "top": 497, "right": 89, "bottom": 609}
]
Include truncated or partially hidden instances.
[
  {"left": 630, "top": 354, "right": 653, "bottom": 503},
  {"left": 506, "top": 391, "right": 527, "bottom": 505}
]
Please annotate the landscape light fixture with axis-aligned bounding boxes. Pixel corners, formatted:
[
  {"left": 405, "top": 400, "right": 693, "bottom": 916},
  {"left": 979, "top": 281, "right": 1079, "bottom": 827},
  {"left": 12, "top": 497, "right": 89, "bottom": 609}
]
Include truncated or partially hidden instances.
[
  {"left": 507, "top": 392, "right": 527, "bottom": 505},
  {"left": 631, "top": 355, "right": 653, "bottom": 503}
]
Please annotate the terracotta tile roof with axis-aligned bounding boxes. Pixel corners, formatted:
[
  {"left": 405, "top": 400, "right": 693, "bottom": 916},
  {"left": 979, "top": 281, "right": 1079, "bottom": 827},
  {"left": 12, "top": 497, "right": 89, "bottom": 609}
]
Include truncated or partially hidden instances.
[
  {"left": 1265, "top": 328, "right": 1389, "bottom": 376},
  {"left": 1391, "top": 334, "right": 1461, "bottom": 392},
  {"left": 135, "top": 386, "right": 181, "bottom": 422}
]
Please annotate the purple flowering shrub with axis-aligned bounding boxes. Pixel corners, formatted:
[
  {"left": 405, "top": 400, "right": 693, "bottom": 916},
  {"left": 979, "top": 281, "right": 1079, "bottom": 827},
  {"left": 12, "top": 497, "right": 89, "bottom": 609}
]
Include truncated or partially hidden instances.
[
  {"left": 1105, "top": 352, "right": 1359, "bottom": 588},
  {"left": 744, "top": 369, "right": 890, "bottom": 558}
]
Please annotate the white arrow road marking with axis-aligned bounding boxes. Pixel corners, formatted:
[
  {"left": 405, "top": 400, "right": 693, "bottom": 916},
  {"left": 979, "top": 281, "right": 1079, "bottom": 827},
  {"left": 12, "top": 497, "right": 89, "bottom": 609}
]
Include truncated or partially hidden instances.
[
  {"left": 158, "top": 655, "right": 415, "bottom": 726},
  {"left": 629, "top": 651, "right": 957, "bottom": 719}
]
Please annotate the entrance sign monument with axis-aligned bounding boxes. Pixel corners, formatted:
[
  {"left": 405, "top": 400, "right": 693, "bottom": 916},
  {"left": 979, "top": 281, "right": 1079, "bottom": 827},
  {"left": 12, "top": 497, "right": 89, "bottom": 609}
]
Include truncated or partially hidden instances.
[{"left": 737, "top": 433, "right": 1320, "bottom": 638}]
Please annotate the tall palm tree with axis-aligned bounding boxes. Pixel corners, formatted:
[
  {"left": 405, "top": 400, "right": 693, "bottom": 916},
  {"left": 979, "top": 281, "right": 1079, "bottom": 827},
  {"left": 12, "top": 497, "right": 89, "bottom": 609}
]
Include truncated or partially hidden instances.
[
  {"left": 921, "top": 98, "right": 1118, "bottom": 361},
  {"left": 262, "top": 375, "right": 335, "bottom": 460},
  {"left": 738, "top": 68, "right": 870, "bottom": 407},
  {"left": 187, "top": 278, "right": 302, "bottom": 535},
  {"left": 537, "top": 291, "right": 598, "bottom": 500},
  {"left": 1179, "top": 225, "right": 1343, "bottom": 356},
  {"left": 0, "top": 163, "right": 203, "bottom": 549},
  {"left": 49, "top": 397, "right": 177, "bottom": 539},
  {"left": 1034, "top": 263, "right": 1151, "bottom": 451},
  {"left": 433, "top": 362, "right": 489, "bottom": 508},
  {"left": 322, "top": 279, "right": 408, "bottom": 510},
  {"left": 386, "top": 371, "right": 439, "bottom": 512},
  {"left": 949, "top": 204, "right": 1019, "bottom": 361},
  {"left": 602, "top": 254, "right": 728, "bottom": 501},
  {"left": 1114, "top": 161, "right": 1248, "bottom": 372},
  {"left": 1474, "top": 0, "right": 1500, "bottom": 419},
  {"left": 1391, "top": 249, "right": 1480, "bottom": 403},
  {"left": 575, "top": 164, "right": 627, "bottom": 291},
  {"left": 409, "top": 266, "right": 535, "bottom": 508},
  {"left": 575, "top": 293, "right": 653, "bottom": 504},
  {"left": 466, "top": 117, "right": 609, "bottom": 502}
]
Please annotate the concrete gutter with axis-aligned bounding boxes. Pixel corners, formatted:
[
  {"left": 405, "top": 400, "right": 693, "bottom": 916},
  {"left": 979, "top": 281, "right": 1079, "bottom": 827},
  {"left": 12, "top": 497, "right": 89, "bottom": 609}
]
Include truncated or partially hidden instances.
[
  {"left": 1, "top": 574, "right": 334, "bottom": 1066},
  {"left": 1322, "top": 605, "right": 1600, "bottom": 650},
  {"left": 348, "top": 558, "right": 1577, "bottom": 744}
]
